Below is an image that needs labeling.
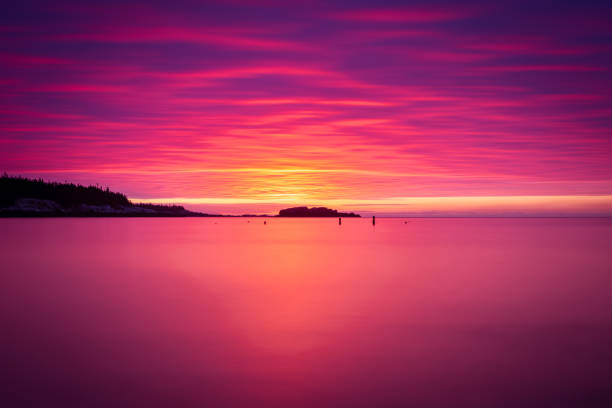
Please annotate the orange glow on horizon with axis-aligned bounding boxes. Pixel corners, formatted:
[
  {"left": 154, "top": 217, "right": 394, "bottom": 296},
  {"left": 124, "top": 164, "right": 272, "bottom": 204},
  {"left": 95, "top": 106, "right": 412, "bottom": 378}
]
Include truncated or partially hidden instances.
[{"left": 130, "top": 195, "right": 612, "bottom": 216}]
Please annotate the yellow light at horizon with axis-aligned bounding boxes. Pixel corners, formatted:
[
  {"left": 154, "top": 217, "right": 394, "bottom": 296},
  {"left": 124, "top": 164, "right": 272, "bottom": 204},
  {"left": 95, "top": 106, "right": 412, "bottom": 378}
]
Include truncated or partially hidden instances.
[{"left": 130, "top": 194, "right": 612, "bottom": 213}]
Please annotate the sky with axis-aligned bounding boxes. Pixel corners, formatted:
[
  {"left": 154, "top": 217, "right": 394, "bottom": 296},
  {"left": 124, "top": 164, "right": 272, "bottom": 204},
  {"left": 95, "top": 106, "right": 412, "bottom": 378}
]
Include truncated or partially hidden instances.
[{"left": 1, "top": 0, "right": 612, "bottom": 215}]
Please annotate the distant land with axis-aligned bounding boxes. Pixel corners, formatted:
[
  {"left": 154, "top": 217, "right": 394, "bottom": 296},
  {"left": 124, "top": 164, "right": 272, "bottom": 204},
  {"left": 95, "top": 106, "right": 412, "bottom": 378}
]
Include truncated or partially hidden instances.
[
  {"left": 277, "top": 206, "right": 360, "bottom": 217},
  {"left": 0, "top": 175, "right": 360, "bottom": 218},
  {"left": 0, "top": 175, "right": 210, "bottom": 217}
]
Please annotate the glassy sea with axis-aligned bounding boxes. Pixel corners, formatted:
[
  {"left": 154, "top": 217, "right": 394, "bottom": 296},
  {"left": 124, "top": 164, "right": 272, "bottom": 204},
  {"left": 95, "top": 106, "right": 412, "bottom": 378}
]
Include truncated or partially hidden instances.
[{"left": 2, "top": 218, "right": 612, "bottom": 407}]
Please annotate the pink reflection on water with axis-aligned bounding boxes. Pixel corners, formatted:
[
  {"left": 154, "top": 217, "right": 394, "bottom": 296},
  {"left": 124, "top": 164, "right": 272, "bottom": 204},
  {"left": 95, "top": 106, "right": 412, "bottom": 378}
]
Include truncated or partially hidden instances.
[{"left": 1, "top": 218, "right": 612, "bottom": 407}]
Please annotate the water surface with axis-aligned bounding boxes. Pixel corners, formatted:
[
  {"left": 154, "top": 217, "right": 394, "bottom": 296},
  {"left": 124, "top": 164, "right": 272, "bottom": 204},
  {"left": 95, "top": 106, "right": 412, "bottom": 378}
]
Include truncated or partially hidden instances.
[{"left": 2, "top": 218, "right": 612, "bottom": 407}]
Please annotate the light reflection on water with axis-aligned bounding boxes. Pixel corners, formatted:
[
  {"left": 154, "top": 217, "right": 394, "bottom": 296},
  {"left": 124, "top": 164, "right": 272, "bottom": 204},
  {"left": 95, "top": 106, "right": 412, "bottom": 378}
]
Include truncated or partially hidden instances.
[{"left": 1, "top": 218, "right": 612, "bottom": 407}]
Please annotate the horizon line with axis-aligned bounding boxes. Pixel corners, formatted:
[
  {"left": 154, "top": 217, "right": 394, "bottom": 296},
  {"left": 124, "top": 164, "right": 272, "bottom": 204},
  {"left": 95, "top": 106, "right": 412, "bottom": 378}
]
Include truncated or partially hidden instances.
[{"left": 130, "top": 194, "right": 612, "bottom": 216}]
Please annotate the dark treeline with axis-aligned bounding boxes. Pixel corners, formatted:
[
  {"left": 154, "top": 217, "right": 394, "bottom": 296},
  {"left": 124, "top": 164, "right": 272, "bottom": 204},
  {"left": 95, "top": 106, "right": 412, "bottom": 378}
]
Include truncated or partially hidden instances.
[
  {"left": 1, "top": 173, "right": 130, "bottom": 208},
  {"left": 277, "top": 206, "right": 360, "bottom": 217},
  {"left": 132, "top": 203, "right": 189, "bottom": 211},
  {"left": 0, "top": 174, "right": 209, "bottom": 216}
]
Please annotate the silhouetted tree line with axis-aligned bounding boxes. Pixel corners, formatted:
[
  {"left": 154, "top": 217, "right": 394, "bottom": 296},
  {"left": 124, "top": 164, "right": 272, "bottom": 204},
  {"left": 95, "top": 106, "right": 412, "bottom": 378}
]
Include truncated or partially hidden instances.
[
  {"left": 0, "top": 174, "right": 213, "bottom": 217},
  {"left": 132, "top": 203, "right": 188, "bottom": 212},
  {"left": 1, "top": 174, "right": 130, "bottom": 208},
  {"left": 277, "top": 206, "right": 360, "bottom": 217}
]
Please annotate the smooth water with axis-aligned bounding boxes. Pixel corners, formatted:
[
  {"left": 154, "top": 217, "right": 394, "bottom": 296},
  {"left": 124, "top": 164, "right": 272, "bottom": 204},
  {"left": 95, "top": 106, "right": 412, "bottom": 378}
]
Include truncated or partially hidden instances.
[{"left": 2, "top": 218, "right": 612, "bottom": 407}]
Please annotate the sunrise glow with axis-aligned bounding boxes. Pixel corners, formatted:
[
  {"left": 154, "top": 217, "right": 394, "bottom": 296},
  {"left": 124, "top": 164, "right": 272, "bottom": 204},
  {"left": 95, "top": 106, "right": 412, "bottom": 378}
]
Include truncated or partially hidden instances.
[{"left": 2, "top": 1, "right": 611, "bottom": 215}]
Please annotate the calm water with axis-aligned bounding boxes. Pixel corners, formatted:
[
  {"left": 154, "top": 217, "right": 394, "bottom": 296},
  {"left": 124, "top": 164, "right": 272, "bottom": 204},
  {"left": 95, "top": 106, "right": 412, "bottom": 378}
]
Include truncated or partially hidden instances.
[{"left": 2, "top": 218, "right": 612, "bottom": 407}]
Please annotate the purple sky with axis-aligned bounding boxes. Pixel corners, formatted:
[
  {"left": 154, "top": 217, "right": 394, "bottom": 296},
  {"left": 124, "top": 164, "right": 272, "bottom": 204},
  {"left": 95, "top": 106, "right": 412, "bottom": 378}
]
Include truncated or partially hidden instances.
[{"left": 2, "top": 0, "right": 612, "bottom": 215}]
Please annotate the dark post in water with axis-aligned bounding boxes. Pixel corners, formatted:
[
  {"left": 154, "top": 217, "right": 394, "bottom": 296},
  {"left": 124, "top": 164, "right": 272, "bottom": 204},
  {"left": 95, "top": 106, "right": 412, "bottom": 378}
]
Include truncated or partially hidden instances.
[
  {"left": 339, "top": 217, "right": 341, "bottom": 225},
  {"left": 372, "top": 215, "right": 376, "bottom": 226}
]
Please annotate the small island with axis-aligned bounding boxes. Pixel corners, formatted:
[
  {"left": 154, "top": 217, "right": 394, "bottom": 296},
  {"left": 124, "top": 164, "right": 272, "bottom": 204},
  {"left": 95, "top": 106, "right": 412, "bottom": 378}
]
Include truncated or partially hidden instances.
[
  {"left": 277, "top": 206, "right": 360, "bottom": 217},
  {"left": 1, "top": 175, "right": 361, "bottom": 218}
]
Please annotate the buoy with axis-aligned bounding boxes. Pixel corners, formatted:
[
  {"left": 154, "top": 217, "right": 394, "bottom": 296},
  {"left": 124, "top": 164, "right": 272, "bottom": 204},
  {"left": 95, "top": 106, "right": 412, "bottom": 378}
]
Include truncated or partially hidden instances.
[{"left": 264, "top": 220, "right": 267, "bottom": 225}]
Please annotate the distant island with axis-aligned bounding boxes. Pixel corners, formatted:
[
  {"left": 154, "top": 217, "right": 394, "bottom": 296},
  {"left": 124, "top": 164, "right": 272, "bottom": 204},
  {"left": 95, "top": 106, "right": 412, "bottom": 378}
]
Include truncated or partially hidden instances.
[
  {"left": 277, "top": 206, "right": 360, "bottom": 217},
  {"left": 0, "top": 175, "right": 360, "bottom": 218}
]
